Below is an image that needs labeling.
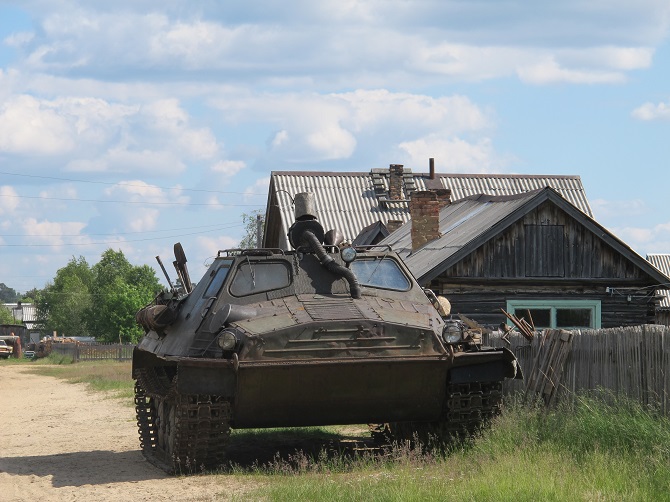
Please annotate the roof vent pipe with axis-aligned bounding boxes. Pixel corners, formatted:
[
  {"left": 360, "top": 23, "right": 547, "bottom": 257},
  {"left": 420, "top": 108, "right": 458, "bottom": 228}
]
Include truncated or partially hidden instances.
[
  {"left": 429, "top": 158, "right": 435, "bottom": 180},
  {"left": 294, "top": 192, "right": 317, "bottom": 221}
]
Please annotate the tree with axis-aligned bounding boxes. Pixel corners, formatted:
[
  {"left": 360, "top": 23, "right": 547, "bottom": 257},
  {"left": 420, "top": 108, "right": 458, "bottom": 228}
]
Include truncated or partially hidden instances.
[
  {"left": 34, "top": 250, "right": 162, "bottom": 343},
  {"left": 23, "top": 288, "right": 41, "bottom": 301},
  {"left": 238, "top": 209, "right": 265, "bottom": 249},
  {"left": 34, "top": 256, "right": 94, "bottom": 338},
  {"left": 0, "top": 283, "right": 19, "bottom": 303},
  {"left": 0, "top": 306, "right": 16, "bottom": 324},
  {"left": 87, "top": 249, "right": 162, "bottom": 343}
]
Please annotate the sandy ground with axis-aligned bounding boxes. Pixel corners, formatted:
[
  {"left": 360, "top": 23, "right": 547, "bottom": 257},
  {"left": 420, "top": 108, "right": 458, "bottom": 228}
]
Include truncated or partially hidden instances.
[{"left": 0, "top": 365, "right": 251, "bottom": 501}]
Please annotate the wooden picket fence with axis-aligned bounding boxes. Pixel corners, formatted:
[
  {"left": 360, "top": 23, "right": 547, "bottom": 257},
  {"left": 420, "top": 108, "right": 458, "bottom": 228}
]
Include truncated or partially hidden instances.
[
  {"left": 50, "top": 342, "right": 134, "bottom": 362},
  {"left": 489, "top": 324, "right": 670, "bottom": 415}
]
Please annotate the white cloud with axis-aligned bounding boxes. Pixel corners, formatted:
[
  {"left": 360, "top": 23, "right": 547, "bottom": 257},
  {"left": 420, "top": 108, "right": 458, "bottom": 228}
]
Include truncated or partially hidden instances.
[
  {"left": 271, "top": 130, "right": 289, "bottom": 148},
  {"left": 141, "top": 99, "right": 219, "bottom": 159},
  {"left": 215, "top": 89, "right": 494, "bottom": 163},
  {"left": 632, "top": 100, "right": 670, "bottom": 120},
  {"left": 66, "top": 148, "right": 186, "bottom": 176},
  {"left": 244, "top": 177, "right": 270, "bottom": 202},
  {"left": 7, "top": 4, "right": 667, "bottom": 86},
  {"left": 607, "top": 221, "right": 670, "bottom": 257},
  {"left": 589, "top": 198, "right": 670, "bottom": 256},
  {"left": 21, "top": 217, "right": 89, "bottom": 247},
  {"left": 0, "top": 92, "right": 227, "bottom": 177},
  {"left": 398, "top": 136, "right": 504, "bottom": 173},
  {"left": 91, "top": 181, "right": 189, "bottom": 233},
  {"left": 517, "top": 58, "right": 627, "bottom": 85},
  {"left": 4, "top": 31, "right": 34, "bottom": 47},
  {"left": 210, "top": 160, "right": 246, "bottom": 176},
  {"left": 557, "top": 46, "right": 653, "bottom": 71},
  {"left": 0, "top": 95, "right": 75, "bottom": 154},
  {"left": 194, "top": 235, "right": 240, "bottom": 269},
  {"left": 339, "top": 90, "right": 491, "bottom": 134},
  {"left": 0, "top": 186, "right": 20, "bottom": 215},
  {"left": 126, "top": 208, "right": 160, "bottom": 233},
  {"left": 103, "top": 180, "right": 188, "bottom": 204},
  {"left": 591, "top": 198, "right": 648, "bottom": 219}
]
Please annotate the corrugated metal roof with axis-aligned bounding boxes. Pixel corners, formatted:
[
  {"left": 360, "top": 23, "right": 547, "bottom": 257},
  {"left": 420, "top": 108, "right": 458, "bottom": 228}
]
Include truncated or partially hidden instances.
[
  {"left": 381, "top": 191, "right": 538, "bottom": 281},
  {"left": 646, "top": 254, "right": 670, "bottom": 310},
  {"left": 435, "top": 174, "right": 591, "bottom": 215},
  {"left": 267, "top": 170, "right": 591, "bottom": 249}
]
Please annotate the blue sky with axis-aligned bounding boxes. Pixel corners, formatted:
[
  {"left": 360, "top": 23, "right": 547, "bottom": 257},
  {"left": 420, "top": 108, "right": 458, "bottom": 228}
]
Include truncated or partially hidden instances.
[{"left": 1, "top": 1, "right": 669, "bottom": 294}]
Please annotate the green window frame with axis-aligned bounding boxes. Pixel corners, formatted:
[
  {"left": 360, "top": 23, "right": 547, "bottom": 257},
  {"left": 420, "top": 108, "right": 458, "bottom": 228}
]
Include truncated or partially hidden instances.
[{"left": 506, "top": 299, "right": 601, "bottom": 330}]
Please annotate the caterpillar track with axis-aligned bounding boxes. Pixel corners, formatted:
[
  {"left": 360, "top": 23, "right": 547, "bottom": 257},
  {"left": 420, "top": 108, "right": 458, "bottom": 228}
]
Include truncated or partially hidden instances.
[
  {"left": 371, "top": 381, "right": 504, "bottom": 446},
  {"left": 134, "top": 367, "right": 232, "bottom": 474}
]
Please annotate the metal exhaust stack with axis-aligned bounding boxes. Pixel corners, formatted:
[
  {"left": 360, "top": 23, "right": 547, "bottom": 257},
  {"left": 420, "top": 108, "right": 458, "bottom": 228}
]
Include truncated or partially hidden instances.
[{"left": 288, "top": 192, "right": 361, "bottom": 299}]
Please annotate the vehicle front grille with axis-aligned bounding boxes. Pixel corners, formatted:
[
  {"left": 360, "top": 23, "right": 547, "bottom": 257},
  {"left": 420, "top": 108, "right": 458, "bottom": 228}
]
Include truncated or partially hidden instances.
[{"left": 301, "top": 296, "right": 365, "bottom": 321}]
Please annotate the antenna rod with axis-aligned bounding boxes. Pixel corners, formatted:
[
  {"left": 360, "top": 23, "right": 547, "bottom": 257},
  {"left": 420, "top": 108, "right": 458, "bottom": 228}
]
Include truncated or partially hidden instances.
[{"left": 155, "top": 256, "right": 175, "bottom": 291}]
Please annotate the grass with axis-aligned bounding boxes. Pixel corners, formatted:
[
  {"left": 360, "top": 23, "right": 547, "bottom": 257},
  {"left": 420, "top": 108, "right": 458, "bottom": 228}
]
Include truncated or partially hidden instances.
[
  {"left": 15, "top": 359, "right": 670, "bottom": 500},
  {"left": 21, "top": 355, "right": 135, "bottom": 400},
  {"left": 243, "top": 398, "right": 670, "bottom": 501}
]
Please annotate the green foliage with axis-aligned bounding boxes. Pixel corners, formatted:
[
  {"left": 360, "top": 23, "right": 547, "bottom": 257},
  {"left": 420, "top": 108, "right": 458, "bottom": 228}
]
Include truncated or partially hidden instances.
[
  {"left": 536, "top": 391, "right": 670, "bottom": 458},
  {"left": 87, "top": 249, "right": 162, "bottom": 343},
  {"left": 34, "top": 250, "right": 162, "bottom": 343},
  {"left": 34, "top": 256, "right": 94, "bottom": 337},
  {"left": 238, "top": 209, "right": 265, "bottom": 249},
  {"left": 22, "top": 288, "right": 41, "bottom": 303},
  {"left": 0, "top": 306, "right": 16, "bottom": 324},
  {"left": 0, "top": 282, "right": 19, "bottom": 302}
]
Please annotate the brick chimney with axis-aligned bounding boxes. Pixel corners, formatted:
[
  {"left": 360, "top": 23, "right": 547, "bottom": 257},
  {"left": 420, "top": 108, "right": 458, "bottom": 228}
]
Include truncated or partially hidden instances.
[
  {"left": 389, "top": 164, "right": 404, "bottom": 200},
  {"left": 410, "top": 189, "right": 451, "bottom": 251}
]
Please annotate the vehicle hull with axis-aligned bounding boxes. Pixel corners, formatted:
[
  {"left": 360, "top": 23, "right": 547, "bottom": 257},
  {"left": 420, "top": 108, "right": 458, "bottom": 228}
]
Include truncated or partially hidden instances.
[{"left": 134, "top": 346, "right": 517, "bottom": 429}]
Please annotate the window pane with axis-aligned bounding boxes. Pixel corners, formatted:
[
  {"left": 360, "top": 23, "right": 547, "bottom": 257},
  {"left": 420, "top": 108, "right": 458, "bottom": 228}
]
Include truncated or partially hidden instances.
[
  {"left": 556, "top": 308, "right": 592, "bottom": 328},
  {"left": 521, "top": 308, "right": 551, "bottom": 328},
  {"left": 350, "top": 257, "right": 411, "bottom": 291},
  {"left": 203, "top": 263, "right": 232, "bottom": 298},
  {"left": 230, "top": 262, "right": 291, "bottom": 296}
]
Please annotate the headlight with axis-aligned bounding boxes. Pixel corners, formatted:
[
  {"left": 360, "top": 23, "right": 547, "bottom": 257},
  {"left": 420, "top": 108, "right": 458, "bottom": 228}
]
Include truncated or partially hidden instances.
[
  {"left": 217, "top": 330, "right": 238, "bottom": 350},
  {"left": 443, "top": 331, "right": 462, "bottom": 344},
  {"left": 442, "top": 321, "right": 462, "bottom": 344},
  {"left": 341, "top": 246, "right": 357, "bottom": 263}
]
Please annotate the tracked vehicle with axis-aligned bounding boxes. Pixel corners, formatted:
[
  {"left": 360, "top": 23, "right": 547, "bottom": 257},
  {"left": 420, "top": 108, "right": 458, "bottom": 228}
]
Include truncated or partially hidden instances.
[{"left": 133, "top": 193, "right": 521, "bottom": 472}]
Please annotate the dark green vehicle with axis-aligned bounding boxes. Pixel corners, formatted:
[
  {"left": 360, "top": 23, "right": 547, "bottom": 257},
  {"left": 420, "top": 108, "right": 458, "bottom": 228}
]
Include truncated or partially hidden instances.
[{"left": 133, "top": 193, "right": 521, "bottom": 472}]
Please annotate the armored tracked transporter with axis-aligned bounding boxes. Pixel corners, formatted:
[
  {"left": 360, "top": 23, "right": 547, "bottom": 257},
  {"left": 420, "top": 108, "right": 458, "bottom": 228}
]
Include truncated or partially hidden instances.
[{"left": 133, "top": 193, "right": 521, "bottom": 472}]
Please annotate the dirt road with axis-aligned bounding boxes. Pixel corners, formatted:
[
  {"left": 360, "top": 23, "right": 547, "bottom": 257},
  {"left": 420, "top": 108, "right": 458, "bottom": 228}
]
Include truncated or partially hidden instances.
[{"left": 0, "top": 365, "right": 250, "bottom": 501}]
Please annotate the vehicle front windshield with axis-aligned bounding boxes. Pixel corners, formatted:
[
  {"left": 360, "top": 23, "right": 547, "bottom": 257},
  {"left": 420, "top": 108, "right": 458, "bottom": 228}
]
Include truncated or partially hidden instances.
[
  {"left": 230, "top": 260, "right": 291, "bottom": 296},
  {"left": 350, "top": 257, "right": 411, "bottom": 291}
]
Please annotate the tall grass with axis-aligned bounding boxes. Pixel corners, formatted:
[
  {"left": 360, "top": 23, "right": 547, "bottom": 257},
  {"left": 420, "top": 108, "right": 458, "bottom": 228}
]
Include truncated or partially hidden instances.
[{"left": 243, "top": 394, "right": 670, "bottom": 501}]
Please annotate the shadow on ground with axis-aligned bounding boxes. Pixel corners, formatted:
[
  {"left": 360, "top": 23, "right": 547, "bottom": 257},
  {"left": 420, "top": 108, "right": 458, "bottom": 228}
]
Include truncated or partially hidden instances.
[
  {"left": 0, "top": 428, "right": 386, "bottom": 484},
  {"left": 0, "top": 450, "right": 167, "bottom": 487},
  {"left": 220, "top": 426, "right": 383, "bottom": 472}
]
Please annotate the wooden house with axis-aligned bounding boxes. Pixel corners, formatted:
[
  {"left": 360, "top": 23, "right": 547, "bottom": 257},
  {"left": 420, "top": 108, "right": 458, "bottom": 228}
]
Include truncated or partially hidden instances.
[{"left": 380, "top": 187, "right": 670, "bottom": 329}]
